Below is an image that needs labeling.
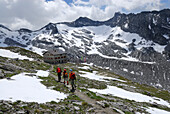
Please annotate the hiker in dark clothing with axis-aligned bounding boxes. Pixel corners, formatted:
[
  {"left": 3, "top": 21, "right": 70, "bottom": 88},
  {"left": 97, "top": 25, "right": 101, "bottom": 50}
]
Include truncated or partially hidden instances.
[
  {"left": 69, "top": 69, "right": 76, "bottom": 92},
  {"left": 56, "top": 67, "right": 62, "bottom": 82},
  {"left": 63, "top": 69, "right": 69, "bottom": 85}
]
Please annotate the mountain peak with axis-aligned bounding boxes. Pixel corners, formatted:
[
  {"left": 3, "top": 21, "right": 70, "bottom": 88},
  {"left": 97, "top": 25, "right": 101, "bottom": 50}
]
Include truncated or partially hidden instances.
[
  {"left": 18, "top": 28, "right": 32, "bottom": 33},
  {"left": 0, "top": 24, "right": 11, "bottom": 31},
  {"left": 39, "top": 23, "right": 58, "bottom": 34},
  {"left": 75, "top": 16, "right": 92, "bottom": 21},
  {"left": 64, "top": 16, "right": 103, "bottom": 27}
]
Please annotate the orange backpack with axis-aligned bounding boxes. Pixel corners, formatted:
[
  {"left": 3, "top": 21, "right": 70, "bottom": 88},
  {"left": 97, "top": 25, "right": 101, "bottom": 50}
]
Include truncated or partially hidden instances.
[
  {"left": 64, "top": 72, "right": 68, "bottom": 78},
  {"left": 70, "top": 73, "right": 76, "bottom": 79}
]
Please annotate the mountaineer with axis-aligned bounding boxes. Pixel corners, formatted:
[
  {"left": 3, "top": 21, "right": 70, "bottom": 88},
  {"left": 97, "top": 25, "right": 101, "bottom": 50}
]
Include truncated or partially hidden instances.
[
  {"left": 63, "top": 69, "right": 69, "bottom": 85},
  {"left": 69, "top": 69, "right": 76, "bottom": 92},
  {"left": 56, "top": 67, "right": 62, "bottom": 82}
]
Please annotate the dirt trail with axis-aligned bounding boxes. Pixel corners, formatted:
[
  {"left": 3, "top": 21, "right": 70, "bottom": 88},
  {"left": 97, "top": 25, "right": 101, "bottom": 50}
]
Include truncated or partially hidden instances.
[{"left": 49, "top": 66, "right": 118, "bottom": 114}]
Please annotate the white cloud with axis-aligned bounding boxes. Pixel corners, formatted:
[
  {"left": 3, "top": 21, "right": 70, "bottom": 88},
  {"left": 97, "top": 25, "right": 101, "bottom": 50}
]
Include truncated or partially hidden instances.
[
  {"left": 11, "top": 18, "right": 34, "bottom": 30},
  {"left": 0, "top": 0, "right": 164, "bottom": 30},
  {"left": 88, "top": 0, "right": 161, "bottom": 11},
  {"left": 73, "top": 0, "right": 89, "bottom": 5}
]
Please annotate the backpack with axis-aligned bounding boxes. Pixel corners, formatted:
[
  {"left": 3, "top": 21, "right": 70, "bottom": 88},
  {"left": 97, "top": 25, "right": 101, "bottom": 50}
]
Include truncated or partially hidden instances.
[
  {"left": 57, "top": 68, "right": 61, "bottom": 73},
  {"left": 64, "top": 72, "right": 68, "bottom": 78},
  {"left": 71, "top": 73, "right": 76, "bottom": 79}
]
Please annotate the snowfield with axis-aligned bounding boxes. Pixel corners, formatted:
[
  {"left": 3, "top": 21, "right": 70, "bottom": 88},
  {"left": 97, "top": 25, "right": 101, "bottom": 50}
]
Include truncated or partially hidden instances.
[
  {"left": 57, "top": 24, "right": 158, "bottom": 64},
  {"left": 78, "top": 68, "right": 170, "bottom": 111},
  {"left": 36, "top": 70, "right": 49, "bottom": 77},
  {"left": 0, "top": 49, "right": 34, "bottom": 61},
  {"left": 146, "top": 107, "right": 170, "bottom": 114},
  {"left": 0, "top": 71, "right": 67, "bottom": 103},
  {"left": 79, "top": 70, "right": 126, "bottom": 82},
  {"left": 26, "top": 46, "right": 47, "bottom": 56},
  {"left": 89, "top": 86, "right": 170, "bottom": 108},
  {"left": 78, "top": 66, "right": 91, "bottom": 70}
]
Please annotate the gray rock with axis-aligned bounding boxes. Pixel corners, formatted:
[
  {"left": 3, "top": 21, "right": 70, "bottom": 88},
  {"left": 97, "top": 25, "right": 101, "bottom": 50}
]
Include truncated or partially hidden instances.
[
  {"left": 25, "top": 73, "right": 36, "bottom": 77},
  {"left": 0, "top": 69, "right": 5, "bottom": 78},
  {"left": 87, "top": 108, "right": 95, "bottom": 112},
  {"left": 74, "top": 106, "right": 80, "bottom": 111},
  {"left": 16, "top": 111, "right": 25, "bottom": 114},
  {"left": 4, "top": 38, "right": 27, "bottom": 47},
  {"left": 129, "top": 107, "right": 133, "bottom": 112},
  {"left": 0, "top": 63, "right": 26, "bottom": 72},
  {"left": 116, "top": 102, "right": 124, "bottom": 106},
  {"left": 96, "top": 101, "right": 109, "bottom": 108}
]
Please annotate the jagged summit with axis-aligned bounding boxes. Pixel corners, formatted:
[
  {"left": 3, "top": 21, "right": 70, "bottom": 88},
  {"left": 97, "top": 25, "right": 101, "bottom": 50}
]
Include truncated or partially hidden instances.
[
  {"left": 18, "top": 28, "right": 32, "bottom": 33},
  {"left": 0, "top": 24, "right": 11, "bottom": 31},
  {"left": 64, "top": 16, "right": 103, "bottom": 27},
  {"left": 40, "top": 22, "right": 59, "bottom": 35}
]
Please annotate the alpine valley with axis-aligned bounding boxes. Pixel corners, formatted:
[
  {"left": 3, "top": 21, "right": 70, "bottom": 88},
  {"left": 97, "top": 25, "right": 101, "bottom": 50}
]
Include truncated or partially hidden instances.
[{"left": 0, "top": 9, "right": 170, "bottom": 92}]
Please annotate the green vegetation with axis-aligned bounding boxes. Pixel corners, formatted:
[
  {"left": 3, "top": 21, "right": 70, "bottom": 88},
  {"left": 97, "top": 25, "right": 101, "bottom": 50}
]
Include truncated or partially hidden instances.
[
  {"left": 125, "top": 112, "right": 133, "bottom": 114},
  {"left": 39, "top": 76, "right": 69, "bottom": 93},
  {"left": 77, "top": 76, "right": 107, "bottom": 89},
  {"left": 86, "top": 91, "right": 105, "bottom": 101}
]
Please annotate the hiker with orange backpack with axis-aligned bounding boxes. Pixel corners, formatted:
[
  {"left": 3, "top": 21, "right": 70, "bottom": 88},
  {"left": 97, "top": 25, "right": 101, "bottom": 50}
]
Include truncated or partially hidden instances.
[
  {"left": 69, "top": 69, "right": 76, "bottom": 92},
  {"left": 63, "top": 69, "right": 69, "bottom": 85},
  {"left": 56, "top": 67, "right": 62, "bottom": 82}
]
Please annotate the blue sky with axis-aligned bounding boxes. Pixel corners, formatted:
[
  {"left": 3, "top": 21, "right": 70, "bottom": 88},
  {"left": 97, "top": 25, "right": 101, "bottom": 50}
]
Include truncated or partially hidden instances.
[
  {"left": 0, "top": 0, "right": 169, "bottom": 30},
  {"left": 161, "top": 0, "right": 170, "bottom": 8}
]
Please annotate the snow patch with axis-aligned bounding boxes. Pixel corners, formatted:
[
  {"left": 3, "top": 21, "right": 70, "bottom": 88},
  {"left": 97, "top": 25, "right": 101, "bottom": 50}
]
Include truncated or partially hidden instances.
[
  {"left": 36, "top": 70, "right": 49, "bottom": 77},
  {"left": 146, "top": 107, "right": 170, "bottom": 114},
  {"left": 0, "top": 72, "right": 67, "bottom": 103},
  {"left": 148, "top": 25, "right": 151, "bottom": 29},
  {"left": 155, "top": 83, "right": 162, "bottom": 88},
  {"left": 153, "top": 18, "right": 157, "bottom": 25},
  {"left": 28, "top": 46, "right": 46, "bottom": 56},
  {"left": 79, "top": 71, "right": 126, "bottom": 82},
  {"left": 130, "top": 71, "right": 135, "bottom": 74},
  {"left": 82, "top": 63, "right": 94, "bottom": 66},
  {"left": 58, "top": 47, "right": 65, "bottom": 51},
  {"left": 163, "top": 35, "right": 169, "bottom": 39},
  {"left": 124, "top": 23, "right": 128, "bottom": 28},
  {"left": 123, "top": 68, "right": 128, "bottom": 72},
  {"left": 0, "top": 49, "right": 34, "bottom": 61},
  {"left": 89, "top": 86, "right": 170, "bottom": 108},
  {"left": 78, "top": 66, "right": 90, "bottom": 70}
]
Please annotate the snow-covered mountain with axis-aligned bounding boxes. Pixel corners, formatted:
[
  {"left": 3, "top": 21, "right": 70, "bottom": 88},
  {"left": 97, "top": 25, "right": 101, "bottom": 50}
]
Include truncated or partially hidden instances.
[{"left": 0, "top": 9, "right": 170, "bottom": 91}]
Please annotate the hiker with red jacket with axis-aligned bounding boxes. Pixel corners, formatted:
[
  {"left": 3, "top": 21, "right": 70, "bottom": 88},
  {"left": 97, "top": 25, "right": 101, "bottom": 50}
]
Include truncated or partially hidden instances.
[
  {"left": 63, "top": 69, "right": 69, "bottom": 85},
  {"left": 69, "top": 69, "right": 76, "bottom": 92},
  {"left": 56, "top": 67, "right": 62, "bottom": 82}
]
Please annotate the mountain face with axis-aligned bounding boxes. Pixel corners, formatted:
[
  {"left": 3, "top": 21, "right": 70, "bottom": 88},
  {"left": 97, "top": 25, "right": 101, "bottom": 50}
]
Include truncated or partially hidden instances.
[
  {"left": 65, "top": 9, "right": 170, "bottom": 45},
  {"left": 0, "top": 9, "right": 170, "bottom": 91}
]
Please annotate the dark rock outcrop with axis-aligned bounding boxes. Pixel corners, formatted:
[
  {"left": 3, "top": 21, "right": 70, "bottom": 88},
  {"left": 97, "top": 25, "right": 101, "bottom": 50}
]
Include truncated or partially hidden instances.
[
  {"left": 61, "top": 17, "right": 103, "bottom": 27},
  {"left": 85, "top": 54, "right": 170, "bottom": 91},
  {"left": 4, "top": 38, "right": 27, "bottom": 47},
  {"left": 40, "top": 23, "right": 59, "bottom": 35}
]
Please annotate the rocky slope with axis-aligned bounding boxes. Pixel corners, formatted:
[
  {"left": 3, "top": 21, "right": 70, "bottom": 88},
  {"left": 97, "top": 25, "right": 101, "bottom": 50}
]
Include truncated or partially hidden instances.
[
  {"left": 0, "top": 56, "right": 169, "bottom": 113},
  {"left": 0, "top": 48, "right": 169, "bottom": 113},
  {"left": 0, "top": 9, "right": 170, "bottom": 91}
]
